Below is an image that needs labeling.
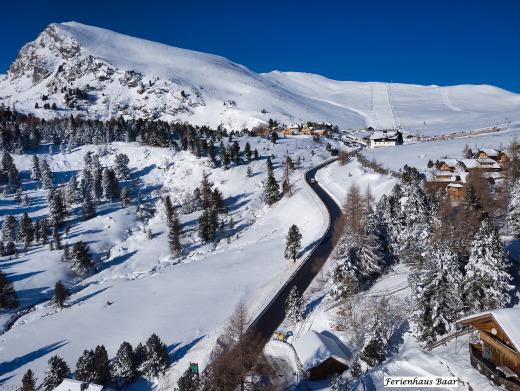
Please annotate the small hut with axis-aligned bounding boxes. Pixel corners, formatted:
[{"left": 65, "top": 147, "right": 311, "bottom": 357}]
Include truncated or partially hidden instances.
[{"left": 293, "top": 330, "right": 351, "bottom": 380}]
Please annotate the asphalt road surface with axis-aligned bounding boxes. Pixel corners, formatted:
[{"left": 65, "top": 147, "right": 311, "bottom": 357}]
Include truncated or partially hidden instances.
[{"left": 248, "top": 158, "right": 344, "bottom": 343}]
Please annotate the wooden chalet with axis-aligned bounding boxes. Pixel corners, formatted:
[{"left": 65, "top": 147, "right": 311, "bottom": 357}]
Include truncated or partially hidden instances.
[
  {"left": 293, "top": 330, "right": 351, "bottom": 380},
  {"left": 458, "top": 309, "right": 520, "bottom": 390},
  {"left": 478, "top": 148, "right": 510, "bottom": 165}
]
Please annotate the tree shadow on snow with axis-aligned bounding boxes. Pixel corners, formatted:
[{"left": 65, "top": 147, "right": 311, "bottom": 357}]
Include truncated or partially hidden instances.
[
  {"left": 169, "top": 335, "right": 205, "bottom": 364},
  {"left": 6, "top": 270, "right": 45, "bottom": 282},
  {"left": 99, "top": 250, "right": 138, "bottom": 271},
  {"left": 0, "top": 340, "right": 69, "bottom": 376},
  {"left": 303, "top": 294, "right": 326, "bottom": 318},
  {"left": 69, "top": 286, "right": 112, "bottom": 307}
]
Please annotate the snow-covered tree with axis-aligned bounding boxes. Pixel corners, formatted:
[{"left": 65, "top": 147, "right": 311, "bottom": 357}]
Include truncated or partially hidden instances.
[
  {"left": 284, "top": 224, "right": 302, "bottom": 262},
  {"left": 142, "top": 333, "right": 169, "bottom": 377},
  {"left": 111, "top": 341, "right": 138, "bottom": 388},
  {"left": 2, "top": 215, "right": 17, "bottom": 242},
  {"left": 65, "top": 175, "right": 81, "bottom": 205},
  {"left": 330, "top": 373, "right": 346, "bottom": 391},
  {"left": 409, "top": 243, "right": 463, "bottom": 344},
  {"left": 102, "top": 167, "right": 120, "bottom": 201},
  {"left": 48, "top": 188, "right": 66, "bottom": 227},
  {"left": 19, "top": 212, "right": 34, "bottom": 249},
  {"left": 361, "top": 314, "right": 386, "bottom": 367},
  {"left": 42, "top": 355, "right": 70, "bottom": 391},
  {"left": 30, "top": 155, "right": 41, "bottom": 181},
  {"left": 285, "top": 286, "right": 304, "bottom": 323},
  {"left": 463, "top": 218, "right": 513, "bottom": 312},
  {"left": 198, "top": 206, "right": 218, "bottom": 242},
  {"left": 69, "top": 241, "right": 93, "bottom": 276},
  {"left": 82, "top": 194, "right": 96, "bottom": 221},
  {"left": 114, "top": 153, "right": 130, "bottom": 180},
  {"left": 75, "top": 349, "right": 97, "bottom": 383},
  {"left": 177, "top": 367, "right": 200, "bottom": 391},
  {"left": 263, "top": 169, "right": 279, "bottom": 206},
  {"left": 40, "top": 159, "right": 53, "bottom": 189},
  {"left": 120, "top": 187, "right": 131, "bottom": 208},
  {"left": 507, "top": 178, "right": 520, "bottom": 238},
  {"left": 169, "top": 212, "right": 182, "bottom": 257}
]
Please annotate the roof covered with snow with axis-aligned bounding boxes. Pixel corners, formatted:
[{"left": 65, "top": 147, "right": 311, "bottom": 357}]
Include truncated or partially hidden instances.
[
  {"left": 53, "top": 379, "right": 106, "bottom": 391},
  {"left": 458, "top": 308, "right": 520, "bottom": 351},
  {"left": 293, "top": 330, "right": 351, "bottom": 371},
  {"left": 370, "top": 130, "right": 400, "bottom": 140},
  {"left": 479, "top": 148, "right": 500, "bottom": 157}
]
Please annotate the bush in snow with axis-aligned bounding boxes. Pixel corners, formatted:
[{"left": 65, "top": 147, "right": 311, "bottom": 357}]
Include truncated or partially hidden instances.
[{"left": 360, "top": 314, "right": 387, "bottom": 367}]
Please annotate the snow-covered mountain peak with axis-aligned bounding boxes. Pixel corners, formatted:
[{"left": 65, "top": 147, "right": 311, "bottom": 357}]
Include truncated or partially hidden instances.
[{"left": 1, "top": 22, "right": 520, "bottom": 134}]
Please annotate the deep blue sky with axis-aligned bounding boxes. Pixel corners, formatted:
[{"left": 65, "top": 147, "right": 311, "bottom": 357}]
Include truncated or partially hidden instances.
[{"left": 1, "top": 0, "right": 519, "bottom": 91}]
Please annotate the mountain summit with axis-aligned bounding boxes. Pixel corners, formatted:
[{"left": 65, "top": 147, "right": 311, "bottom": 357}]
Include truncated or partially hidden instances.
[{"left": 1, "top": 22, "right": 519, "bottom": 134}]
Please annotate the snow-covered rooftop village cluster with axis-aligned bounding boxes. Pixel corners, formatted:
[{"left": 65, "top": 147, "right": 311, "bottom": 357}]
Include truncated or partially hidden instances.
[{"left": 1, "top": 21, "right": 520, "bottom": 391}]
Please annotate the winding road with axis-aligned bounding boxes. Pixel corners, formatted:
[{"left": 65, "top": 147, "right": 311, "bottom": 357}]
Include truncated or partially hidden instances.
[{"left": 248, "top": 158, "right": 344, "bottom": 342}]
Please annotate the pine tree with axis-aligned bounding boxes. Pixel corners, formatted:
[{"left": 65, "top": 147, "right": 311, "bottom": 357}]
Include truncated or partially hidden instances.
[
  {"left": 31, "top": 155, "right": 42, "bottom": 181},
  {"left": 52, "top": 228, "right": 62, "bottom": 250},
  {"left": 21, "top": 368, "right": 37, "bottom": 391},
  {"left": 463, "top": 218, "right": 513, "bottom": 312},
  {"left": 246, "top": 166, "right": 252, "bottom": 177},
  {"left": 177, "top": 367, "right": 200, "bottom": 391},
  {"left": 102, "top": 168, "right": 120, "bottom": 201},
  {"left": 82, "top": 194, "right": 96, "bottom": 220},
  {"left": 54, "top": 280, "right": 69, "bottom": 308},
  {"left": 2, "top": 215, "right": 17, "bottom": 242},
  {"left": 263, "top": 169, "right": 279, "bottom": 206},
  {"left": 284, "top": 225, "right": 302, "bottom": 262},
  {"left": 164, "top": 195, "right": 175, "bottom": 223},
  {"left": 48, "top": 188, "right": 66, "bottom": 227},
  {"left": 198, "top": 206, "right": 218, "bottom": 242},
  {"left": 0, "top": 270, "right": 18, "bottom": 308},
  {"left": 244, "top": 142, "right": 252, "bottom": 160},
  {"left": 42, "top": 355, "right": 70, "bottom": 391},
  {"left": 120, "top": 187, "right": 131, "bottom": 208},
  {"left": 285, "top": 286, "right": 304, "bottom": 322},
  {"left": 90, "top": 166, "right": 103, "bottom": 201},
  {"left": 75, "top": 349, "right": 97, "bottom": 383},
  {"left": 40, "top": 159, "right": 53, "bottom": 189},
  {"left": 39, "top": 218, "right": 49, "bottom": 245},
  {"left": 69, "top": 241, "right": 93, "bottom": 276},
  {"left": 94, "top": 345, "right": 111, "bottom": 385},
  {"left": 409, "top": 243, "right": 463, "bottom": 344},
  {"left": 114, "top": 153, "right": 130, "bottom": 180},
  {"left": 112, "top": 341, "right": 138, "bottom": 388},
  {"left": 361, "top": 315, "right": 386, "bottom": 366},
  {"left": 169, "top": 212, "right": 182, "bottom": 257},
  {"left": 4, "top": 241, "right": 17, "bottom": 257},
  {"left": 143, "top": 333, "right": 169, "bottom": 377},
  {"left": 65, "top": 175, "right": 81, "bottom": 205},
  {"left": 19, "top": 213, "right": 34, "bottom": 250},
  {"left": 507, "top": 178, "right": 520, "bottom": 238}
]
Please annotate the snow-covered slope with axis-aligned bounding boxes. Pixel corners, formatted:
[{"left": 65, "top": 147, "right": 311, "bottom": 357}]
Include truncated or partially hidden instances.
[{"left": 1, "top": 21, "right": 519, "bottom": 135}]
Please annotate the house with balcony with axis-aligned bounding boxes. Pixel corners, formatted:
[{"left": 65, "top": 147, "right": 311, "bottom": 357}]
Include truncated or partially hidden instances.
[{"left": 457, "top": 309, "right": 520, "bottom": 390}]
